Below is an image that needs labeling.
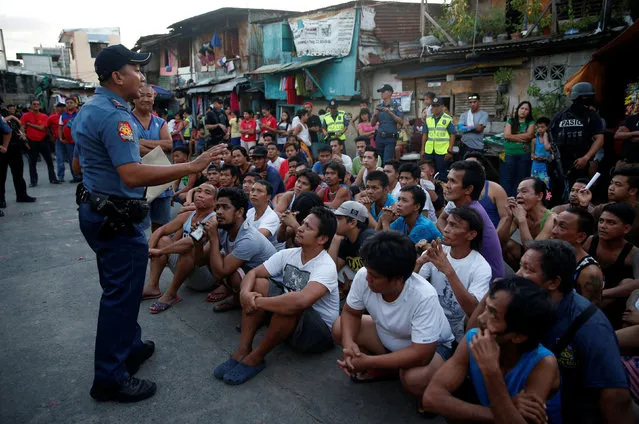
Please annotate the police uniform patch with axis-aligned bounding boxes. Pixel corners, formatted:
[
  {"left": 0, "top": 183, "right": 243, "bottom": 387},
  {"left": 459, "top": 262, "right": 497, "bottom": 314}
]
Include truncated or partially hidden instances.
[{"left": 118, "top": 121, "right": 134, "bottom": 142}]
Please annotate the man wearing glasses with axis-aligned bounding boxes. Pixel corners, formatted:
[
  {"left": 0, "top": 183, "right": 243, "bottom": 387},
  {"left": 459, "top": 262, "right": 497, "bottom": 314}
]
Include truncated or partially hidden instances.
[{"left": 457, "top": 93, "right": 489, "bottom": 158}]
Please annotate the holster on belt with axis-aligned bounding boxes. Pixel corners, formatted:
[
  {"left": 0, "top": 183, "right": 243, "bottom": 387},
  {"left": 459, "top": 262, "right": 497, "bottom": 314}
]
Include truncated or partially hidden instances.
[{"left": 76, "top": 184, "right": 149, "bottom": 240}]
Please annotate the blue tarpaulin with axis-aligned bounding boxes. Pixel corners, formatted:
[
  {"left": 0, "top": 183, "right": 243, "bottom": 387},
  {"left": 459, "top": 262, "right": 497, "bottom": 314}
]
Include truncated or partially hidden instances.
[{"left": 151, "top": 85, "right": 172, "bottom": 99}]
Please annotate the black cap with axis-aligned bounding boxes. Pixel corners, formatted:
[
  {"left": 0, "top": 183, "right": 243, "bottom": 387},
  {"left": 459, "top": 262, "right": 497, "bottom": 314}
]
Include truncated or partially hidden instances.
[
  {"left": 377, "top": 84, "right": 394, "bottom": 93},
  {"left": 94, "top": 44, "right": 151, "bottom": 81},
  {"left": 328, "top": 99, "right": 339, "bottom": 109},
  {"left": 252, "top": 146, "right": 268, "bottom": 157},
  {"left": 431, "top": 97, "right": 443, "bottom": 106}
]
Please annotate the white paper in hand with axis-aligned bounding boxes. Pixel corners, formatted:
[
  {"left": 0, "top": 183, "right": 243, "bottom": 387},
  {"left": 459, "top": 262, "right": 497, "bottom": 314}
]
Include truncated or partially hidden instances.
[{"left": 142, "top": 146, "right": 175, "bottom": 202}]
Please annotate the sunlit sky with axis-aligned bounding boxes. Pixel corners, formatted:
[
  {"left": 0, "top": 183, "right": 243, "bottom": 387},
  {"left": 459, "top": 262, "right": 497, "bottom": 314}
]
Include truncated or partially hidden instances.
[{"left": 0, "top": 0, "right": 441, "bottom": 62}]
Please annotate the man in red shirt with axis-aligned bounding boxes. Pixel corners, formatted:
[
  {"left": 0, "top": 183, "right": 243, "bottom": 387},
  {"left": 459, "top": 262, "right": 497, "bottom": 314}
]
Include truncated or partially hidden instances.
[
  {"left": 259, "top": 106, "right": 277, "bottom": 142},
  {"left": 239, "top": 110, "right": 257, "bottom": 150},
  {"left": 20, "top": 99, "right": 60, "bottom": 186},
  {"left": 58, "top": 98, "right": 81, "bottom": 182}
]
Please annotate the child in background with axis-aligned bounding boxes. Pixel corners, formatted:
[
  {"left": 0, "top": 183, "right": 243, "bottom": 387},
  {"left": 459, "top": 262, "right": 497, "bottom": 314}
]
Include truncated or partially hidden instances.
[
  {"left": 531, "top": 117, "right": 552, "bottom": 187},
  {"left": 229, "top": 110, "right": 241, "bottom": 147}
]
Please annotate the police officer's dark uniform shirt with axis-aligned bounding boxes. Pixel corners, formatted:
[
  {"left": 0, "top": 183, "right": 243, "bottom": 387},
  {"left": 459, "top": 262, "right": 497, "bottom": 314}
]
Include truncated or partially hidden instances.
[
  {"left": 550, "top": 103, "right": 603, "bottom": 169},
  {"left": 72, "top": 87, "right": 144, "bottom": 199},
  {"left": 376, "top": 98, "right": 403, "bottom": 135},
  {"left": 621, "top": 114, "right": 639, "bottom": 164}
]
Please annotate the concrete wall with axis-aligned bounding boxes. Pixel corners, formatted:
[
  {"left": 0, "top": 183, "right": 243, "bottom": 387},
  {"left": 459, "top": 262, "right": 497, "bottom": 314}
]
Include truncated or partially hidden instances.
[
  {"left": 22, "top": 55, "right": 54, "bottom": 74},
  {"left": 69, "top": 31, "right": 120, "bottom": 84}
]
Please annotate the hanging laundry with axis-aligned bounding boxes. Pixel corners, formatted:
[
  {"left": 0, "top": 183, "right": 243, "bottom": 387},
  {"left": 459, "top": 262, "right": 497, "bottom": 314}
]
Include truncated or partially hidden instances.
[
  {"left": 227, "top": 60, "right": 235, "bottom": 72},
  {"left": 305, "top": 72, "right": 314, "bottom": 92},
  {"left": 230, "top": 91, "right": 239, "bottom": 111},
  {"left": 295, "top": 73, "right": 308, "bottom": 97}
]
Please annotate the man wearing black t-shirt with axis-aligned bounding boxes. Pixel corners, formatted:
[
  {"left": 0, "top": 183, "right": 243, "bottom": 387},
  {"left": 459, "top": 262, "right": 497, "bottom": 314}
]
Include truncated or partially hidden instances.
[
  {"left": 328, "top": 201, "right": 376, "bottom": 298},
  {"left": 549, "top": 82, "right": 604, "bottom": 185},
  {"left": 615, "top": 113, "right": 639, "bottom": 167},
  {"left": 205, "top": 98, "right": 229, "bottom": 148}
]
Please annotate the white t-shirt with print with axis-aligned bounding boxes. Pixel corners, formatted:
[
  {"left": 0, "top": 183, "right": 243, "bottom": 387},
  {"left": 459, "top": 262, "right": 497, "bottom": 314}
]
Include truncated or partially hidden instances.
[
  {"left": 263, "top": 248, "right": 339, "bottom": 328},
  {"left": 347, "top": 268, "right": 454, "bottom": 352},
  {"left": 246, "top": 206, "right": 285, "bottom": 251},
  {"left": 418, "top": 245, "right": 492, "bottom": 341}
]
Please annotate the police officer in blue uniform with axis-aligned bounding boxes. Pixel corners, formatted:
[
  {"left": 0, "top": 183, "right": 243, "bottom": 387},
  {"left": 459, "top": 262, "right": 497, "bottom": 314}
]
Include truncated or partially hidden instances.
[
  {"left": 370, "top": 84, "right": 404, "bottom": 164},
  {"left": 73, "top": 44, "right": 220, "bottom": 402}
]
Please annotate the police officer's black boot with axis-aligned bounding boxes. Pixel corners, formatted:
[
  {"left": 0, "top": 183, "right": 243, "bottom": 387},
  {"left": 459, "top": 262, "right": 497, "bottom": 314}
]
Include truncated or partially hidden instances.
[{"left": 90, "top": 377, "right": 157, "bottom": 403}]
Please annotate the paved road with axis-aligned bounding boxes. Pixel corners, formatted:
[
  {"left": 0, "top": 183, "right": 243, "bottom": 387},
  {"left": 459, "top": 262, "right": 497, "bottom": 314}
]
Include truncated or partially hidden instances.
[{"left": 0, "top": 161, "right": 444, "bottom": 424}]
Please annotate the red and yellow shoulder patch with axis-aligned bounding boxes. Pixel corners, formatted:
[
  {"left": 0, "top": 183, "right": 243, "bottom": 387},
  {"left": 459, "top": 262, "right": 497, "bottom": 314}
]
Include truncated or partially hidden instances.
[{"left": 118, "top": 121, "right": 134, "bottom": 142}]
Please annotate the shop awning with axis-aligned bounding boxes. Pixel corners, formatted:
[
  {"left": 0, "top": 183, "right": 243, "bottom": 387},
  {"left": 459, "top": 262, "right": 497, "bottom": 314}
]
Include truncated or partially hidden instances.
[
  {"left": 186, "top": 76, "right": 247, "bottom": 95},
  {"left": 396, "top": 58, "right": 527, "bottom": 79},
  {"left": 150, "top": 84, "right": 172, "bottom": 99},
  {"left": 248, "top": 57, "right": 336, "bottom": 75}
]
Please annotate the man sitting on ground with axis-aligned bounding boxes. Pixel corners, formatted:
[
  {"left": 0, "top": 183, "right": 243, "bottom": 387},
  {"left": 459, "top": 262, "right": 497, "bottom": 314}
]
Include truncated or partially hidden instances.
[
  {"left": 329, "top": 137, "right": 353, "bottom": 174},
  {"left": 213, "top": 207, "right": 339, "bottom": 385},
  {"left": 551, "top": 178, "right": 594, "bottom": 214},
  {"left": 202, "top": 187, "right": 278, "bottom": 312},
  {"left": 384, "top": 159, "right": 402, "bottom": 198},
  {"left": 584, "top": 203, "right": 639, "bottom": 329},
  {"left": 274, "top": 169, "right": 321, "bottom": 215},
  {"left": 398, "top": 163, "right": 436, "bottom": 222},
  {"left": 247, "top": 179, "right": 284, "bottom": 250},
  {"left": 328, "top": 201, "right": 377, "bottom": 298},
  {"left": 333, "top": 231, "right": 454, "bottom": 397},
  {"left": 355, "top": 170, "right": 396, "bottom": 228},
  {"left": 251, "top": 145, "right": 284, "bottom": 197},
  {"left": 551, "top": 208, "right": 603, "bottom": 303},
  {"left": 266, "top": 142, "right": 284, "bottom": 172},
  {"left": 143, "top": 184, "right": 218, "bottom": 312},
  {"left": 437, "top": 160, "right": 504, "bottom": 278},
  {"left": 354, "top": 146, "right": 382, "bottom": 188},
  {"left": 219, "top": 163, "right": 241, "bottom": 188},
  {"left": 378, "top": 185, "right": 441, "bottom": 243},
  {"left": 242, "top": 171, "right": 260, "bottom": 196},
  {"left": 423, "top": 277, "right": 560, "bottom": 423},
  {"left": 311, "top": 145, "right": 333, "bottom": 180},
  {"left": 352, "top": 136, "right": 381, "bottom": 176},
  {"left": 416, "top": 206, "right": 491, "bottom": 342},
  {"left": 318, "top": 161, "right": 351, "bottom": 209}
]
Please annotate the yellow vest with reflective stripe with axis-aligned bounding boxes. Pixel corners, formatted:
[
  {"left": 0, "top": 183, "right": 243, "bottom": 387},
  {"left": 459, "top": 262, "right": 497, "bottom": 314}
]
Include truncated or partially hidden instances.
[
  {"left": 425, "top": 113, "right": 453, "bottom": 155},
  {"left": 323, "top": 111, "right": 346, "bottom": 141}
]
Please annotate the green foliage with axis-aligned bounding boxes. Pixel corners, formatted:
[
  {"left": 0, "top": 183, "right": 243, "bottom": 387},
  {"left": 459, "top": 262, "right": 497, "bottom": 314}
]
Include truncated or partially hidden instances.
[
  {"left": 494, "top": 67, "right": 514, "bottom": 84},
  {"left": 511, "top": 0, "right": 545, "bottom": 29},
  {"left": 434, "top": 0, "right": 476, "bottom": 42},
  {"left": 479, "top": 8, "right": 507, "bottom": 35},
  {"left": 576, "top": 15, "right": 600, "bottom": 31},
  {"left": 527, "top": 83, "right": 568, "bottom": 118}
]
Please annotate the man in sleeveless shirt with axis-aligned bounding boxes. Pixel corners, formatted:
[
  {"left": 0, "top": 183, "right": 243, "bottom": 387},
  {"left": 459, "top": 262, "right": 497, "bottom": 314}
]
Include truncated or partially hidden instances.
[
  {"left": 142, "top": 184, "right": 218, "bottom": 310},
  {"left": 584, "top": 203, "right": 639, "bottom": 330},
  {"left": 423, "top": 276, "right": 559, "bottom": 422}
]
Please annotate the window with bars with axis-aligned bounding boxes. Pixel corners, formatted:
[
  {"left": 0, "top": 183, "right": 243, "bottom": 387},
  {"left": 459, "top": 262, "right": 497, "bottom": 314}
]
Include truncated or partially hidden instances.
[
  {"left": 550, "top": 65, "right": 565, "bottom": 80},
  {"left": 534, "top": 66, "right": 548, "bottom": 81}
]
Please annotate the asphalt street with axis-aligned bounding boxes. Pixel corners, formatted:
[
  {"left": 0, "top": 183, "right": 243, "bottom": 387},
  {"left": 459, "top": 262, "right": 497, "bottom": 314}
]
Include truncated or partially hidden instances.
[{"left": 0, "top": 160, "right": 444, "bottom": 424}]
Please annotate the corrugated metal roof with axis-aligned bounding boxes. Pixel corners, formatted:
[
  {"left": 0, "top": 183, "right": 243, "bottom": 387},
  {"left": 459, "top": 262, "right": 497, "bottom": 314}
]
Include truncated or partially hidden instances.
[
  {"left": 210, "top": 77, "right": 249, "bottom": 93},
  {"left": 248, "top": 57, "right": 335, "bottom": 74},
  {"left": 397, "top": 57, "right": 527, "bottom": 79},
  {"left": 372, "top": 4, "right": 423, "bottom": 44}
]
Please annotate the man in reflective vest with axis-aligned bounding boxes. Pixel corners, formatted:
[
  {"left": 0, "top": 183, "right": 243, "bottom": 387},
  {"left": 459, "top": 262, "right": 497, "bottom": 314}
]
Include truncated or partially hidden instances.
[
  {"left": 322, "top": 99, "right": 348, "bottom": 142},
  {"left": 421, "top": 97, "right": 456, "bottom": 178}
]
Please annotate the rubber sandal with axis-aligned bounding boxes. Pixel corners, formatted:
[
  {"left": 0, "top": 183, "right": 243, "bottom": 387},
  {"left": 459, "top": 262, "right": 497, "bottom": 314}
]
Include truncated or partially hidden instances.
[
  {"left": 142, "top": 292, "right": 162, "bottom": 300},
  {"left": 149, "top": 297, "right": 182, "bottom": 314},
  {"left": 206, "top": 286, "right": 232, "bottom": 303},
  {"left": 213, "top": 357, "right": 239, "bottom": 380},
  {"left": 223, "top": 361, "right": 266, "bottom": 385}
]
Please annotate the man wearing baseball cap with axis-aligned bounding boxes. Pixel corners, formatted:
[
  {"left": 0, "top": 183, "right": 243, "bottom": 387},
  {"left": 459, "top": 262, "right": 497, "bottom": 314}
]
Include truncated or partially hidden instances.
[
  {"left": 421, "top": 97, "right": 456, "bottom": 177},
  {"left": 73, "top": 44, "right": 221, "bottom": 402},
  {"left": 371, "top": 84, "right": 404, "bottom": 163},
  {"left": 329, "top": 201, "right": 376, "bottom": 298}
]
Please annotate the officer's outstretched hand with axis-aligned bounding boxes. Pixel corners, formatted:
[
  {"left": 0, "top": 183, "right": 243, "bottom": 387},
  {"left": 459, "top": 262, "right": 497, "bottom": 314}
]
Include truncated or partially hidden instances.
[{"left": 190, "top": 144, "right": 228, "bottom": 172}]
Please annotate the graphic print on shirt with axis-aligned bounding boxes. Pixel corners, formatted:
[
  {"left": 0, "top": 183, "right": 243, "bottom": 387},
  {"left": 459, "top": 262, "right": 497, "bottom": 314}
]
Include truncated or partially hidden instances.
[
  {"left": 282, "top": 264, "right": 311, "bottom": 292},
  {"left": 439, "top": 282, "right": 466, "bottom": 338}
]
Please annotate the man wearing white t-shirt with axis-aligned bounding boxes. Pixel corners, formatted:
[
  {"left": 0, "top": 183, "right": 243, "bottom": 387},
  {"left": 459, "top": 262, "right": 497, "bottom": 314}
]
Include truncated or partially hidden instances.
[
  {"left": 329, "top": 137, "right": 353, "bottom": 174},
  {"left": 384, "top": 160, "right": 402, "bottom": 199},
  {"left": 332, "top": 231, "right": 454, "bottom": 398},
  {"left": 399, "top": 163, "right": 436, "bottom": 222},
  {"left": 266, "top": 142, "right": 284, "bottom": 172},
  {"left": 214, "top": 206, "right": 339, "bottom": 385},
  {"left": 416, "top": 206, "right": 492, "bottom": 342},
  {"left": 247, "top": 179, "right": 284, "bottom": 250}
]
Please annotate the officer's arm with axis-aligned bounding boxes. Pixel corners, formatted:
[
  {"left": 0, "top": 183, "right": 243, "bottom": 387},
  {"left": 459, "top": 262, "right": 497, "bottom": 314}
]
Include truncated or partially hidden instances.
[{"left": 117, "top": 162, "right": 199, "bottom": 188}]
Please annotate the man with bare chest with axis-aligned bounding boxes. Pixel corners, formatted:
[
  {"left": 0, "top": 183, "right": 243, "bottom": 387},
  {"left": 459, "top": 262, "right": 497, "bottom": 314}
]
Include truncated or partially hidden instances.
[{"left": 584, "top": 202, "right": 639, "bottom": 329}]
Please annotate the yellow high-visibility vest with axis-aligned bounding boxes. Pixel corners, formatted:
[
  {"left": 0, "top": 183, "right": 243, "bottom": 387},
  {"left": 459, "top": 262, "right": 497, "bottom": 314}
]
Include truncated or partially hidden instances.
[
  {"left": 425, "top": 113, "right": 453, "bottom": 155},
  {"left": 323, "top": 111, "right": 346, "bottom": 141}
]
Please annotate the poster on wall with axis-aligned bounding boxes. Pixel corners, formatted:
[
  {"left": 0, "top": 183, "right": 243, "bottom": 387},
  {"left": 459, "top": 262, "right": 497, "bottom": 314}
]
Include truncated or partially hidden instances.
[
  {"left": 392, "top": 91, "right": 413, "bottom": 113},
  {"left": 288, "top": 8, "right": 356, "bottom": 57}
]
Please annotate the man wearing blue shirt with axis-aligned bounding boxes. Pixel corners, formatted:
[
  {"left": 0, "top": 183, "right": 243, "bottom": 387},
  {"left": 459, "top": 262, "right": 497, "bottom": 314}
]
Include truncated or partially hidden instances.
[
  {"left": 371, "top": 84, "right": 404, "bottom": 163},
  {"left": 380, "top": 185, "right": 441, "bottom": 243},
  {"left": 356, "top": 170, "right": 396, "bottom": 228},
  {"left": 73, "top": 44, "right": 220, "bottom": 403},
  {"left": 250, "top": 146, "right": 284, "bottom": 198}
]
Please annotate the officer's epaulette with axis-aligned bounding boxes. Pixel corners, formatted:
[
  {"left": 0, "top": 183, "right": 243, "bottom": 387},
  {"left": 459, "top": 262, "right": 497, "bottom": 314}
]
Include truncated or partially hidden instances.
[{"left": 110, "top": 98, "right": 129, "bottom": 111}]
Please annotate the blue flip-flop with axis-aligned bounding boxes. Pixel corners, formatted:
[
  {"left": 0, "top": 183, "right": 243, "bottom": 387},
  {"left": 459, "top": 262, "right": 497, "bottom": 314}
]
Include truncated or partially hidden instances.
[
  {"left": 223, "top": 361, "right": 266, "bottom": 385},
  {"left": 213, "top": 358, "right": 239, "bottom": 380}
]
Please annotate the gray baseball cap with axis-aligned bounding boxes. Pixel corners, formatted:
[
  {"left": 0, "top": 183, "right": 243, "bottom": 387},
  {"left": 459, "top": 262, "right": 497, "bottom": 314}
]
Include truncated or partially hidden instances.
[{"left": 333, "top": 201, "right": 369, "bottom": 223}]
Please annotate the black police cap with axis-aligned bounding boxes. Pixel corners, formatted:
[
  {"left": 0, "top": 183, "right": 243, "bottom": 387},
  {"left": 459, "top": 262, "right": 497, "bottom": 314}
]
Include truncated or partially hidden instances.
[{"left": 95, "top": 44, "right": 152, "bottom": 81}]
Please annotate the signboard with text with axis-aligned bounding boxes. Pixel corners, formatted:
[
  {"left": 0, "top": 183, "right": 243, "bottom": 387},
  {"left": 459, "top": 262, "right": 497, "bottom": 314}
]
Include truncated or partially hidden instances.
[{"left": 288, "top": 8, "right": 356, "bottom": 57}]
